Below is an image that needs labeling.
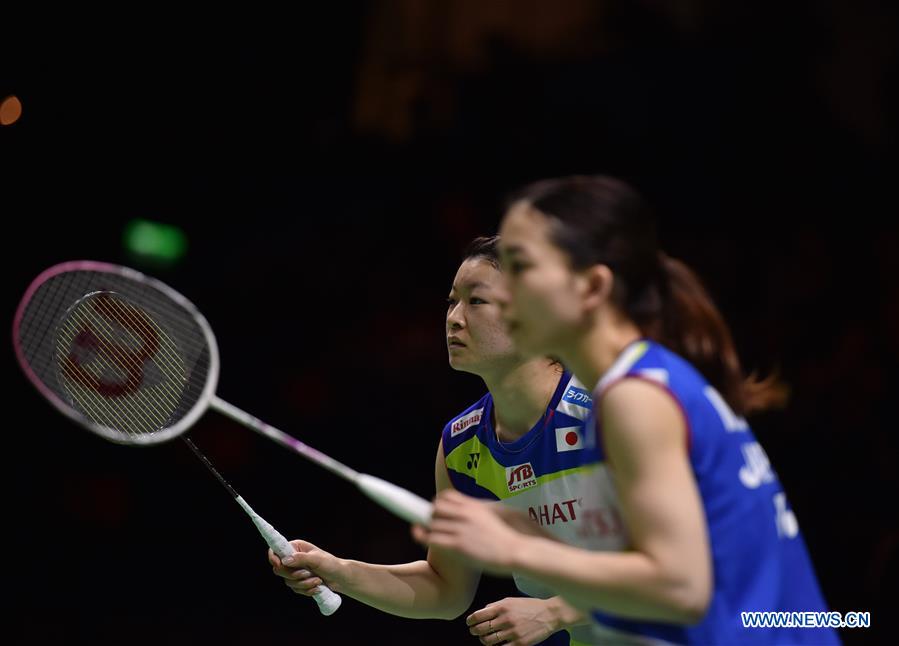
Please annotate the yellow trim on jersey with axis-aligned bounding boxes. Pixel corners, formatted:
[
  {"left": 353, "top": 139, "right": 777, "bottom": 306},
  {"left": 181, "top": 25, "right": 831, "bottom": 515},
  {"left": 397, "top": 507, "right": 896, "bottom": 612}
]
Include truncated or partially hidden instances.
[{"left": 445, "top": 436, "right": 602, "bottom": 500}]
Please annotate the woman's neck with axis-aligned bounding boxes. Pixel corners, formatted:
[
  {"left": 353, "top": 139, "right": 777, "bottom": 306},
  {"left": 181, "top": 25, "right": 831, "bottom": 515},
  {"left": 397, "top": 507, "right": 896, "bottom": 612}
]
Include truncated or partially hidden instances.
[
  {"left": 482, "top": 359, "right": 562, "bottom": 443},
  {"left": 560, "top": 312, "right": 643, "bottom": 392}
]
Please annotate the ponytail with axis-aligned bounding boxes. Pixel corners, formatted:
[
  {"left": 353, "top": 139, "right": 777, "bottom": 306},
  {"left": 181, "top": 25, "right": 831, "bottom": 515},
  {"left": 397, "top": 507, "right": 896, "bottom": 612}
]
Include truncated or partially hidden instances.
[
  {"left": 650, "top": 253, "right": 788, "bottom": 416},
  {"left": 508, "top": 174, "right": 787, "bottom": 417}
]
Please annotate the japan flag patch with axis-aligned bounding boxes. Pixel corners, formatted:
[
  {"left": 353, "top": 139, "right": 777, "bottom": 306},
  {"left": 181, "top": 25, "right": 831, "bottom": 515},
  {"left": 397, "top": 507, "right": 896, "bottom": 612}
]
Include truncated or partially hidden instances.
[{"left": 555, "top": 426, "right": 583, "bottom": 452}]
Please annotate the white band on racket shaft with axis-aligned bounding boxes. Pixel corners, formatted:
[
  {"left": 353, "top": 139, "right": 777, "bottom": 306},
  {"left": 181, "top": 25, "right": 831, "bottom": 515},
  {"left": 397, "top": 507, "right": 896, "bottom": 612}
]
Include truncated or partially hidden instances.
[
  {"left": 235, "top": 496, "right": 342, "bottom": 616},
  {"left": 355, "top": 474, "right": 433, "bottom": 526},
  {"left": 210, "top": 396, "right": 435, "bottom": 526}
]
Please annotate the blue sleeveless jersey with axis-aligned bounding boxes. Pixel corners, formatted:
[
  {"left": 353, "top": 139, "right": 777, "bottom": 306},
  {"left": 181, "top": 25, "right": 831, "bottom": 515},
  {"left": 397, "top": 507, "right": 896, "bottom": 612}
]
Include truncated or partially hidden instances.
[
  {"left": 442, "top": 371, "right": 603, "bottom": 646},
  {"left": 580, "top": 340, "right": 839, "bottom": 645}
]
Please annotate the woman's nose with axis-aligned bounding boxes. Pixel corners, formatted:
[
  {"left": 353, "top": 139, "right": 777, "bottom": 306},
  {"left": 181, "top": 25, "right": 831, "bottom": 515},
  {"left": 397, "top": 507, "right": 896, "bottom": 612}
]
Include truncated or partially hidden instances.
[{"left": 446, "top": 304, "right": 464, "bottom": 329}]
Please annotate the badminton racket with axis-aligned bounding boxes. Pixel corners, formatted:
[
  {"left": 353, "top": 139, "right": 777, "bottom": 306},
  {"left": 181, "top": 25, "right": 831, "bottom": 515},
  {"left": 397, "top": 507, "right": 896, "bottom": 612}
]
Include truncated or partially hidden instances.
[{"left": 12, "top": 260, "right": 434, "bottom": 614}]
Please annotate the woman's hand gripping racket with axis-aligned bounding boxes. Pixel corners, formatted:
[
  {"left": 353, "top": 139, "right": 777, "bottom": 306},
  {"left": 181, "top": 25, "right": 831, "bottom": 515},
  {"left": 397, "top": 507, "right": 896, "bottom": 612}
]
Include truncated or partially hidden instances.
[
  {"left": 12, "top": 261, "right": 434, "bottom": 615},
  {"left": 180, "top": 436, "right": 343, "bottom": 614}
]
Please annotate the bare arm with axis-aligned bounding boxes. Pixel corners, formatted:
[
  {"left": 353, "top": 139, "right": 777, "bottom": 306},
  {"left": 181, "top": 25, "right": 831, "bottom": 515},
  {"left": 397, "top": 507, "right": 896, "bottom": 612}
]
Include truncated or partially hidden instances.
[
  {"left": 422, "top": 379, "right": 712, "bottom": 624},
  {"left": 507, "top": 379, "right": 712, "bottom": 622},
  {"left": 273, "top": 438, "right": 480, "bottom": 619}
]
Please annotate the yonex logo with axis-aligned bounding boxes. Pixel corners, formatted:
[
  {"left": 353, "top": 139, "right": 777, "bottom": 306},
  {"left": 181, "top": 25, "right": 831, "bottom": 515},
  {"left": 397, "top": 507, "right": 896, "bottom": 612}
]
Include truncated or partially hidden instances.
[
  {"left": 506, "top": 462, "right": 537, "bottom": 493},
  {"left": 451, "top": 408, "right": 484, "bottom": 437},
  {"left": 466, "top": 452, "right": 480, "bottom": 470}
]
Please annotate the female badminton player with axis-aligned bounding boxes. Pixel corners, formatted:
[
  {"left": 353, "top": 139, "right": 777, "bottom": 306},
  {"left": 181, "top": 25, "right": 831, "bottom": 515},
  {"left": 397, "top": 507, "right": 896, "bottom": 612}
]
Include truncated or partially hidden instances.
[
  {"left": 416, "top": 177, "right": 840, "bottom": 645},
  {"left": 270, "top": 236, "right": 610, "bottom": 645}
]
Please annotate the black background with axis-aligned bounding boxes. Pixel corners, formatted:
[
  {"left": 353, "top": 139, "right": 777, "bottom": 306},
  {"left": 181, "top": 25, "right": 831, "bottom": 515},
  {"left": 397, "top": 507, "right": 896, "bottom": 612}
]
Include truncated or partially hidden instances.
[{"left": 3, "top": 2, "right": 896, "bottom": 644}]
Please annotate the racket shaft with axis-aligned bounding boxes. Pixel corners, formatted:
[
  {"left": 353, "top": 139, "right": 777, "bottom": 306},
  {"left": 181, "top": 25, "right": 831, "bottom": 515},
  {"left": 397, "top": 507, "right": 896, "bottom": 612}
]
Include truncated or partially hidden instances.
[
  {"left": 211, "top": 397, "right": 433, "bottom": 526},
  {"left": 210, "top": 396, "right": 359, "bottom": 483},
  {"left": 355, "top": 474, "right": 433, "bottom": 525},
  {"left": 235, "top": 496, "right": 342, "bottom": 616}
]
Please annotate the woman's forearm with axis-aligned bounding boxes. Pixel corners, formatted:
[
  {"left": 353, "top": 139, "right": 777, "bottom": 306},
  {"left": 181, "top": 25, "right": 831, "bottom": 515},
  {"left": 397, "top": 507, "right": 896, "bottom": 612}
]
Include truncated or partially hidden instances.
[
  {"left": 510, "top": 537, "right": 708, "bottom": 624},
  {"left": 336, "top": 558, "right": 471, "bottom": 620}
]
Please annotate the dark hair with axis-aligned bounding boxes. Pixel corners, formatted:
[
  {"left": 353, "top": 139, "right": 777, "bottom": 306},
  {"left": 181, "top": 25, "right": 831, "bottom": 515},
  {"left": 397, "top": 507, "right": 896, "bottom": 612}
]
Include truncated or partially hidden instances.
[
  {"left": 508, "top": 175, "right": 786, "bottom": 416},
  {"left": 462, "top": 235, "right": 501, "bottom": 269}
]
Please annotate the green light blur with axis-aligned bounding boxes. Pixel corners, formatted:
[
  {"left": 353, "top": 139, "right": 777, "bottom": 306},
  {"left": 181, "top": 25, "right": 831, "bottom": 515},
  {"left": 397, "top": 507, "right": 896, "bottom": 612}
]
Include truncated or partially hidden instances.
[{"left": 124, "top": 219, "right": 187, "bottom": 265}]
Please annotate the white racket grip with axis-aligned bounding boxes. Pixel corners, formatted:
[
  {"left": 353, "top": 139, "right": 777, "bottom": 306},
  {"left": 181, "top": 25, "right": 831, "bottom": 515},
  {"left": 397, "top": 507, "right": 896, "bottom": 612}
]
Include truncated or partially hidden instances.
[
  {"left": 355, "top": 474, "right": 434, "bottom": 525},
  {"left": 234, "top": 496, "right": 342, "bottom": 616}
]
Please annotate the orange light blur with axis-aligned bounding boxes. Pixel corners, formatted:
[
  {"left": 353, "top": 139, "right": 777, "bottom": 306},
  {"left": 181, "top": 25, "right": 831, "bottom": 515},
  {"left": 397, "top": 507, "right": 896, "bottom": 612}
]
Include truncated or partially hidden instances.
[{"left": 1, "top": 95, "right": 23, "bottom": 126}]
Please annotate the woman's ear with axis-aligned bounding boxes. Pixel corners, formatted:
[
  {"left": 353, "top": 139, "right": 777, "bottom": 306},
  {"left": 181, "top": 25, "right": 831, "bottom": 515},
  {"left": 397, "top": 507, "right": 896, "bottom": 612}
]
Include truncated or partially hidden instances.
[{"left": 580, "top": 264, "right": 614, "bottom": 312}]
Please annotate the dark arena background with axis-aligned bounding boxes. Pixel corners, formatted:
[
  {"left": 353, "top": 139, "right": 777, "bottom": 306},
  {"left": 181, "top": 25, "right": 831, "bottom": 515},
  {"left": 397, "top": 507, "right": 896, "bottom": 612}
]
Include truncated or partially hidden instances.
[{"left": 2, "top": 2, "right": 896, "bottom": 644}]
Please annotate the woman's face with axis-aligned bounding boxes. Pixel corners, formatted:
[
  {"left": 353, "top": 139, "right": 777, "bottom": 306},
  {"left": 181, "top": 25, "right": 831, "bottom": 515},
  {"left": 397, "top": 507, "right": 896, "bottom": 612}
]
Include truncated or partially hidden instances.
[
  {"left": 497, "top": 201, "right": 586, "bottom": 358},
  {"left": 446, "top": 258, "right": 518, "bottom": 374}
]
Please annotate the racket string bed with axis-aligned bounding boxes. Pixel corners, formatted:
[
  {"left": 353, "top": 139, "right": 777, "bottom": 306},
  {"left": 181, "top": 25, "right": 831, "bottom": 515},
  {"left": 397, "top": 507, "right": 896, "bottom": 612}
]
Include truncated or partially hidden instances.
[
  {"left": 59, "top": 294, "right": 188, "bottom": 436},
  {"left": 58, "top": 301, "right": 171, "bottom": 437},
  {"left": 13, "top": 260, "right": 435, "bottom": 617}
]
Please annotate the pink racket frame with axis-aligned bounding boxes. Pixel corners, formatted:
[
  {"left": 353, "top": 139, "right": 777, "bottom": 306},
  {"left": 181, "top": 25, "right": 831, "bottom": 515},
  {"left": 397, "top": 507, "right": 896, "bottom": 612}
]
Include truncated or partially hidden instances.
[{"left": 12, "top": 260, "right": 222, "bottom": 446}]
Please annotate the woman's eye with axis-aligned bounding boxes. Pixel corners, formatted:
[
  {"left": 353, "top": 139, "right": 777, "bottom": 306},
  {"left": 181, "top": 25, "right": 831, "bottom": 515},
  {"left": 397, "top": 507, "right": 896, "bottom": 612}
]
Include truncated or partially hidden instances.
[
  {"left": 446, "top": 297, "right": 457, "bottom": 308},
  {"left": 469, "top": 297, "right": 487, "bottom": 305}
]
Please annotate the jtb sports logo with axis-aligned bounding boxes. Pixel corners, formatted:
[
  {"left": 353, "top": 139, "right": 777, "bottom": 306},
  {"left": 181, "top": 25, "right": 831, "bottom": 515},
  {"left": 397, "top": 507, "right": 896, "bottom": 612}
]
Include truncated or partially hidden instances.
[{"left": 506, "top": 462, "right": 537, "bottom": 493}]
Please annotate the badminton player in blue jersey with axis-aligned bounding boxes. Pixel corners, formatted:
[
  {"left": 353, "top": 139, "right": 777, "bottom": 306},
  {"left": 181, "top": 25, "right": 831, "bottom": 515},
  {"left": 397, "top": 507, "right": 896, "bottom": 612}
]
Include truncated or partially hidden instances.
[
  {"left": 417, "top": 177, "right": 840, "bottom": 645},
  {"left": 271, "top": 237, "right": 609, "bottom": 645}
]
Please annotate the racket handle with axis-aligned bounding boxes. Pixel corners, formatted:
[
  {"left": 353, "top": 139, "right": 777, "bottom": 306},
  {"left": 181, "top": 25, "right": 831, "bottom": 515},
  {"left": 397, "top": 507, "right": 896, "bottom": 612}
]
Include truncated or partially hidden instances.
[
  {"left": 279, "top": 542, "right": 343, "bottom": 617},
  {"left": 355, "top": 474, "right": 433, "bottom": 526},
  {"left": 235, "top": 496, "right": 342, "bottom": 616}
]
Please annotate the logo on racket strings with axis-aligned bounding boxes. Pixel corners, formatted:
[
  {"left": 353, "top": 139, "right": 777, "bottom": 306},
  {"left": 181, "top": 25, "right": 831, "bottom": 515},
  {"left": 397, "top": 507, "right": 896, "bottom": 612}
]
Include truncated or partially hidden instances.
[
  {"left": 60, "top": 293, "right": 163, "bottom": 397},
  {"left": 55, "top": 292, "right": 188, "bottom": 435}
]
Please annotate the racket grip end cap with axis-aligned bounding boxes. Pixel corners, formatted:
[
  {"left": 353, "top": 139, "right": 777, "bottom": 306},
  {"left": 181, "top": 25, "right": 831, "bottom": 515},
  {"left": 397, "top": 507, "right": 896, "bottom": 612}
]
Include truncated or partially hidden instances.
[{"left": 313, "top": 587, "right": 342, "bottom": 616}]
